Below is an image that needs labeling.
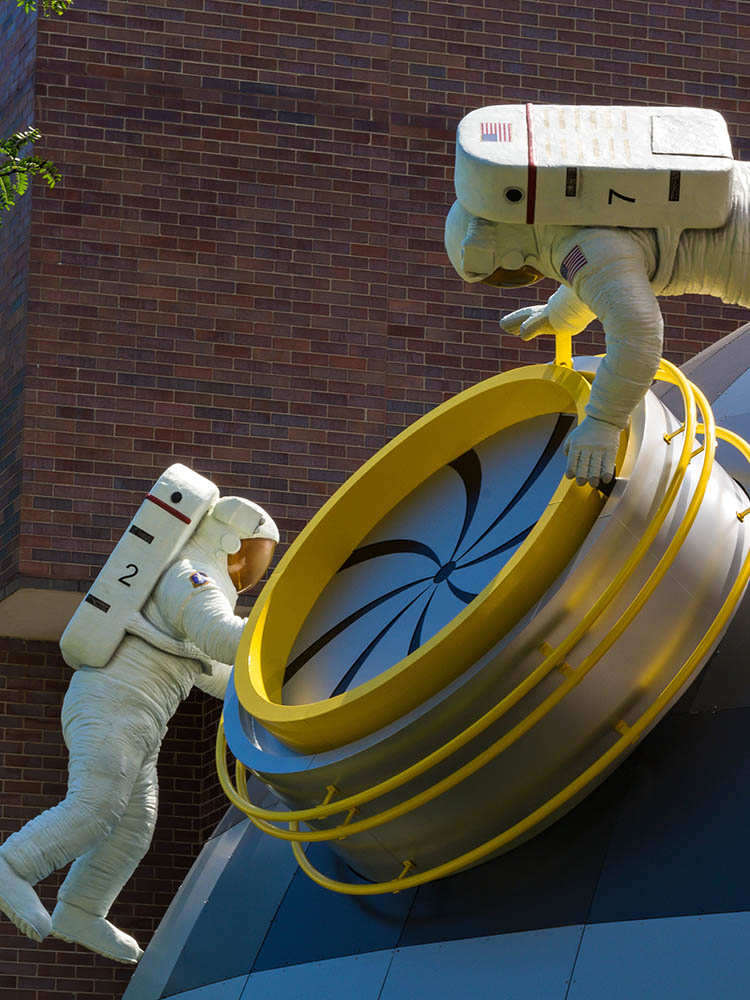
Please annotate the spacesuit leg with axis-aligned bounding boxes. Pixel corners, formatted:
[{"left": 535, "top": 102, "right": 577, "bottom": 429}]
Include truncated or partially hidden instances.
[
  {"left": 50, "top": 746, "right": 158, "bottom": 964},
  {"left": 0, "top": 672, "right": 157, "bottom": 943}
]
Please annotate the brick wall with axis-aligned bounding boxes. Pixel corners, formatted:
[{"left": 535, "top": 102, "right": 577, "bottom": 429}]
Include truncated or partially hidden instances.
[
  {"left": 0, "top": 0, "right": 748, "bottom": 996},
  {"left": 0, "top": 638, "right": 218, "bottom": 1000},
  {"left": 0, "top": 1, "right": 36, "bottom": 591},
  {"left": 26, "top": 0, "right": 750, "bottom": 583}
]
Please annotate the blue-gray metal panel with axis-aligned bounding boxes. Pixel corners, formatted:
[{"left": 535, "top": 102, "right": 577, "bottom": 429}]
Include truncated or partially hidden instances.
[
  {"left": 251, "top": 843, "right": 415, "bottom": 972},
  {"left": 655, "top": 324, "right": 750, "bottom": 491},
  {"left": 241, "top": 951, "right": 393, "bottom": 1000},
  {"left": 209, "top": 805, "right": 248, "bottom": 841},
  {"left": 281, "top": 413, "right": 568, "bottom": 705},
  {"left": 164, "top": 977, "right": 249, "bottom": 1000},
  {"left": 399, "top": 772, "right": 621, "bottom": 945},
  {"left": 687, "top": 589, "right": 750, "bottom": 713},
  {"left": 123, "top": 819, "right": 251, "bottom": 1000},
  {"left": 568, "top": 911, "right": 750, "bottom": 999},
  {"left": 588, "top": 708, "right": 750, "bottom": 924},
  {"left": 653, "top": 323, "right": 750, "bottom": 411},
  {"left": 161, "top": 813, "right": 300, "bottom": 998},
  {"left": 381, "top": 925, "right": 583, "bottom": 1000}
]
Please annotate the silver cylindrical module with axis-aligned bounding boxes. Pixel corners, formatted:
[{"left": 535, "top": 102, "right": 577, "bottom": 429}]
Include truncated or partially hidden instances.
[{"left": 225, "top": 366, "right": 749, "bottom": 884}]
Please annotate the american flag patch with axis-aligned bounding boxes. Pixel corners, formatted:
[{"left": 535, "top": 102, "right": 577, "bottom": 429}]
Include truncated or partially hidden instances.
[
  {"left": 481, "top": 121, "right": 512, "bottom": 142},
  {"left": 560, "top": 245, "right": 588, "bottom": 282}
]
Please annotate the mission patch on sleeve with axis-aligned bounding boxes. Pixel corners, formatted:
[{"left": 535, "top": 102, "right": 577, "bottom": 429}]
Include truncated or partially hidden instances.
[{"left": 190, "top": 570, "right": 212, "bottom": 588}]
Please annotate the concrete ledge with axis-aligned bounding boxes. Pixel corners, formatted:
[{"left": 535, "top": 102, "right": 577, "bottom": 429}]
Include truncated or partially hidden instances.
[{"left": 0, "top": 581, "right": 85, "bottom": 640}]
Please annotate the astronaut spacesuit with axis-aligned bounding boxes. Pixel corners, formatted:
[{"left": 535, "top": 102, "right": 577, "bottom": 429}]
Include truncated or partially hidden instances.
[
  {"left": 0, "top": 495, "right": 279, "bottom": 964},
  {"left": 445, "top": 160, "right": 750, "bottom": 487}
]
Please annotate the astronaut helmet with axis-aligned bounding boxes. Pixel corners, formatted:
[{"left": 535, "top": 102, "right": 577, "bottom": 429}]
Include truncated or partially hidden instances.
[
  {"left": 197, "top": 496, "right": 280, "bottom": 593},
  {"left": 444, "top": 199, "right": 544, "bottom": 287}
]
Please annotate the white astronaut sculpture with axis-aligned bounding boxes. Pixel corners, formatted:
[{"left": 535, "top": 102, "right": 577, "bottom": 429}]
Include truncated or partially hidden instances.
[
  {"left": 445, "top": 104, "right": 750, "bottom": 487},
  {"left": 0, "top": 467, "right": 279, "bottom": 964}
]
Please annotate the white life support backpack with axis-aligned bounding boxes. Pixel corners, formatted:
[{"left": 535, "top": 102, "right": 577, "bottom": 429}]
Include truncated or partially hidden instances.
[
  {"left": 455, "top": 104, "right": 734, "bottom": 231},
  {"left": 60, "top": 464, "right": 219, "bottom": 669}
]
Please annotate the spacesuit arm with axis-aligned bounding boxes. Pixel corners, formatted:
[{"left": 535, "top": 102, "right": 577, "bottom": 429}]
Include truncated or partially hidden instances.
[
  {"left": 553, "top": 228, "right": 663, "bottom": 485},
  {"left": 565, "top": 229, "right": 663, "bottom": 426},
  {"left": 153, "top": 560, "right": 247, "bottom": 667},
  {"left": 126, "top": 612, "right": 216, "bottom": 672},
  {"left": 179, "top": 586, "right": 246, "bottom": 667},
  {"left": 192, "top": 660, "right": 233, "bottom": 699},
  {"left": 500, "top": 284, "right": 596, "bottom": 341}
]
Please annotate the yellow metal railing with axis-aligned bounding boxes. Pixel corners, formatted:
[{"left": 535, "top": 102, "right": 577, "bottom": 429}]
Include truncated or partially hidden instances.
[{"left": 216, "top": 354, "right": 750, "bottom": 895}]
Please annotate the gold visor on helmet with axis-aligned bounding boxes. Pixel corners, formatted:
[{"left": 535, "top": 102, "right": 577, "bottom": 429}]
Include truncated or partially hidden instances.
[
  {"left": 480, "top": 265, "right": 545, "bottom": 288},
  {"left": 227, "top": 537, "right": 277, "bottom": 593}
]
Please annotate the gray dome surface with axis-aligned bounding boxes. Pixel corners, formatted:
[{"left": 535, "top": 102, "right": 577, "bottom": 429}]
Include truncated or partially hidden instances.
[{"left": 655, "top": 322, "right": 750, "bottom": 493}]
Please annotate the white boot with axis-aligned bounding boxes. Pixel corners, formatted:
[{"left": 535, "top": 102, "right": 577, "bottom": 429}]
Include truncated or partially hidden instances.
[
  {"left": 51, "top": 900, "right": 143, "bottom": 964},
  {"left": 0, "top": 855, "right": 51, "bottom": 942}
]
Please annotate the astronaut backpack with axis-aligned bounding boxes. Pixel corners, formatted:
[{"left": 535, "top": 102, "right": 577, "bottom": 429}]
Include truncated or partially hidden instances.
[
  {"left": 60, "top": 464, "right": 219, "bottom": 669},
  {"left": 455, "top": 103, "right": 734, "bottom": 231}
]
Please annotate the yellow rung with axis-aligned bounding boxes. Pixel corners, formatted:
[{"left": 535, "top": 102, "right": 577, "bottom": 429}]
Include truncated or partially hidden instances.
[
  {"left": 555, "top": 331, "right": 573, "bottom": 369},
  {"left": 392, "top": 858, "right": 416, "bottom": 893},
  {"left": 664, "top": 422, "right": 686, "bottom": 444},
  {"left": 321, "top": 785, "right": 338, "bottom": 806},
  {"left": 614, "top": 720, "right": 630, "bottom": 736},
  {"left": 337, "top": 805, "right": 360, "bottom": 839},
  {"left": 737, "top": 507, "right": 750, "bottom": 523},
  {"left": 691, "top": 440, "right": 705, "bottom": 459},
  {"left": 539, "top": 640, "right": 575, "bottom": 678}
]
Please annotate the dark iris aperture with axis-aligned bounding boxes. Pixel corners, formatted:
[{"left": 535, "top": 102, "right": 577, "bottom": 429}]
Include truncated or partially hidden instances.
[
  {"left": 281, "top": 413, "right": 574, "bottom": 703},
  {"left": 433, "top": 562, "right": 456, "bottom": 584}
]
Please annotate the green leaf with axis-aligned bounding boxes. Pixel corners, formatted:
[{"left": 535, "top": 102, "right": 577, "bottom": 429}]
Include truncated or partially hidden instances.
[
  {"left": 7, "top": 0, "right": 75, "bottom": 15},
  {"left": 0, "top": 125, "right": 61, "bottom": 226},
  {"left": 0, "top": 175, "right": 16, "bottom": 210}
]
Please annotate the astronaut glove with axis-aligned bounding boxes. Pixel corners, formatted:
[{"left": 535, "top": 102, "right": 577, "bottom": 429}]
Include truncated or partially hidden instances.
[
  {"left": 500, "top": 305, "right": 554, "bottom": 341},
  {"left": 500, "top": 284, "right": 595, "bottom": 343},
  {"left": 564, "top": 416, "right": 621, "bottom": 487}
]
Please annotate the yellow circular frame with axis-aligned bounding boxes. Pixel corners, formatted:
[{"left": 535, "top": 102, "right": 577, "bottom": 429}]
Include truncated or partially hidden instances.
[{"left": 234, "top": 364, "right": 609, "bottom": 753}]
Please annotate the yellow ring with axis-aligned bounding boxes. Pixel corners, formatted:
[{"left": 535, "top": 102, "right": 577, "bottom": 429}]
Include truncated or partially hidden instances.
[{"left": 234, "top": 364, "right": 609, "bottom": 752}]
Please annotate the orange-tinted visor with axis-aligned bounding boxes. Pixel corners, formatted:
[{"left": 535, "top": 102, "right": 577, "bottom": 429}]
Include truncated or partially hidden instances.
[
  {"left": 480, "top": 265, "right": 545, "bottom": 288},
  {"left": 227, "top": 537, "right": 277, "bottom": 593}
]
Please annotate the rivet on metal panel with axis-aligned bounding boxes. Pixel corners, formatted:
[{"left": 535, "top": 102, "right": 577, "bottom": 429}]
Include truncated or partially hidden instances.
[{"left": 664, "top": 422, "right": 686, "bottom": 444}]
